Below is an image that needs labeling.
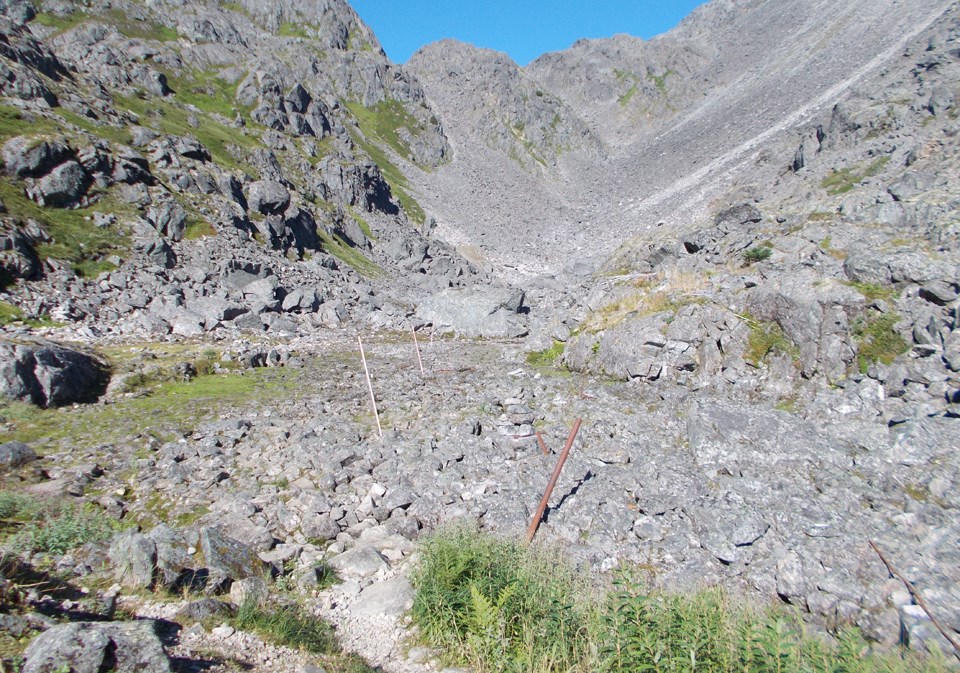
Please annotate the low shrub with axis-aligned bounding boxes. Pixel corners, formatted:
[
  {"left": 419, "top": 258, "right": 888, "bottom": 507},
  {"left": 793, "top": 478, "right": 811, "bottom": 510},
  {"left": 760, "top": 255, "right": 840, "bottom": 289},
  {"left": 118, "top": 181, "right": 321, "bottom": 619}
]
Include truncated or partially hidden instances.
[{"left": 743, "top": 246, "right": 773, "bottom": 264}]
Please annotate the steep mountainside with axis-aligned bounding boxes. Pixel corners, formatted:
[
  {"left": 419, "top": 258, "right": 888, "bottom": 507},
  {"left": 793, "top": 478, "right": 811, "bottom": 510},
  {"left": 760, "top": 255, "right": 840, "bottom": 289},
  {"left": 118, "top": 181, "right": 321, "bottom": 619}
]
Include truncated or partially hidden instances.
[{"left": 0, "top": 0, "right": 502, "bottom": 341}]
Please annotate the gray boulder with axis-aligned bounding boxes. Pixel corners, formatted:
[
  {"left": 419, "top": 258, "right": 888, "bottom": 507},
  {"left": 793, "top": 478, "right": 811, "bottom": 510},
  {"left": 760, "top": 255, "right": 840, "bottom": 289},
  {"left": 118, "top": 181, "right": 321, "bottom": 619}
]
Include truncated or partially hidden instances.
[
  {"left": 22, "top": 621, "right": 171, "bottom": 673},
  {"left": 2, "top": 136, "right": 71, "bottom": 178},
  {"left": 0, "top": 341, "right": 110, "bottom": 408},
  {"left": 200, "top": 526, "right": 269, "bottom": 590},
  {"left": 108, "top": 530, "right": 157, "bottom": 590},
  {"left": 146, "top": 202, "right": 188, "bottom": 242},
  {"left": 416, "top": 286, "right": 528, "bottom": 338},
  {"left": 0, "top": 441, "right": 35, "bottom": 469},
  {"left": 247, "top": 180, "right": 290, "bottom": 215},
  {"left": 33, "top": 160, "right": 89, "bottom": 207}
]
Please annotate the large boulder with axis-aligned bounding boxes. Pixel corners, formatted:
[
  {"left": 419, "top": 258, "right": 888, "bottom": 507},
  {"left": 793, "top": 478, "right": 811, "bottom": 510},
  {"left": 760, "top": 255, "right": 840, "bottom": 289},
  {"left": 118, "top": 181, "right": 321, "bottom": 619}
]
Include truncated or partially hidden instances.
[
  {"left": 32, "top": 160, "right": 89, "bottom": 207},
  {"left": 2, "top": 136, "right": 72, "bottom": 178},
  {"left": 0, "top": 341, "right": 110, "bottom": 408},
  {"left": 416, "top": 286, "right": 528, "bottom": 338},
  {"left": 22, "top": 620, "right": 171, "bottom": 673},
  {"left": 247, "top": 180, "right": 290, "bottom": 215}
]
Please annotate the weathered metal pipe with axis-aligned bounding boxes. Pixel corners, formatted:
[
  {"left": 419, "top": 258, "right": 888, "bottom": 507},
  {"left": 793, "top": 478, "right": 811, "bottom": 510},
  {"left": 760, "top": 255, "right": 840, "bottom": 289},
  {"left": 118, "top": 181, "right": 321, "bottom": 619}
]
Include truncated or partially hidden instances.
[
  {"left": 526, "top": 418, "right": 582, "bottom": 543},
  {"left": 536, "top": 431, "right": 549, "bottom": 456},
  {"left": 412, "top": 327, "right": 425, "bottom": 375}
]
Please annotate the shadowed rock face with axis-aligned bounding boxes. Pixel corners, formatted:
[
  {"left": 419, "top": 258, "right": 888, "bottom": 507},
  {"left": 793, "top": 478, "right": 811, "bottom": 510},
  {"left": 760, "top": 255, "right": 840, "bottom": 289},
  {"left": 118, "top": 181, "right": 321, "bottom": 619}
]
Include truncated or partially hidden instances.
[{"left": 0, "top": 341, "right": 110, "bottom": 408}]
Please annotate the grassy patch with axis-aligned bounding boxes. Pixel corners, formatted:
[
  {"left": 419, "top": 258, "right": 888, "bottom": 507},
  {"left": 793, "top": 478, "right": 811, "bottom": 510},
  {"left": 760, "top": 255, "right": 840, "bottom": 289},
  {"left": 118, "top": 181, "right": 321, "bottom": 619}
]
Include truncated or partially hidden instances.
[
  {"left": 230, "top": 601, "right": 375, "bottom": 671},
  {"left": 412, "top": 527, "right": 951, "bottom": 673},
  {"left": 819, "top": 236, "right": 847, "bottom": 260},
  {"left": 0, "top": 105, "right": 59, "bottom": 142},
  {"left": 101, "top": 9, "right": 178, "bottom": 41},
  {"left": 526, "top": 341, "right": 565, "bottom": 368},
  {"left": 31, "top": 11, "right": 90, "bottom": 35},
  {"left": 114, "top": 92, "right": 261, "bottom": 175},
  {"left": 0, "top": 366, "right": 298, "bottom": 454},
  {"left": 278, "top": 22, "right": 312, "bottom": 38},
  {"left": 349, "top": 130, "right": 425, "bottom": 225},
  {"left": 346, "top": 99, "right": 430, "bottom": 224},
  {"left": 165, "top": 68, "right": 249, "bottom": 118},
  {"left": 745, "top": 317, "right": 798, "bottom": 366},
  {"left": 0, "top": 180, "right": 133, "bottom": 277},
  {"left": 319, "top": 231, "right": 383, "bottom": 278},
  {"left": 346, "top": 206, "right": 374, "bottom": 240},
  {"left": 0, "top": 494, "right": 115, "bottom": 555},
  {"left": 853, "top": 312, "right": 909, "bottom": 373},
  {"left": 647, "top": 69, "right": 675, "bottom": 95},
  {"left": 584, "top": 288, "right": 707, "bottom": 334},
  {"left": 52, "top": 107, "right": 132, "bottom": 146},
  {"left": 845, "top": 281, "right": 899, "bottom": 302},
  {"left": 822, "top": 156, "right": 891, "bottom": 195}
]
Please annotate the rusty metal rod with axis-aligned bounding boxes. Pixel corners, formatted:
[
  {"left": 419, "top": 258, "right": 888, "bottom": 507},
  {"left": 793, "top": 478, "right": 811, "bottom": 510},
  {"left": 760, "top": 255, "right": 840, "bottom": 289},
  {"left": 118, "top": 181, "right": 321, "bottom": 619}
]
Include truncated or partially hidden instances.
[
  {"left": 536, "top": 431, "right": 549, "bottom": 455},
  {"left": 869, "top": 540, "right": 960, "bottom": 661},
  {"left": 412, "top": 327, "right": 425, "bottom": 375},
  {"left": 526, "top": 418, "right": 582, "bottom": 544},
  {"left": 357, "top": 335, "right": 383, "bottom": 438}
]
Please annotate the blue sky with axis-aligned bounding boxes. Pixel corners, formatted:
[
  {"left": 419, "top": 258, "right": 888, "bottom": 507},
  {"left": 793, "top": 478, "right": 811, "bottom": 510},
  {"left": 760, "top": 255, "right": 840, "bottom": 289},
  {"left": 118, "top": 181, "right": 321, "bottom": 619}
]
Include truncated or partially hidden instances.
[{"left": 349, "top": 1, "right": 707, "bottom": 66}]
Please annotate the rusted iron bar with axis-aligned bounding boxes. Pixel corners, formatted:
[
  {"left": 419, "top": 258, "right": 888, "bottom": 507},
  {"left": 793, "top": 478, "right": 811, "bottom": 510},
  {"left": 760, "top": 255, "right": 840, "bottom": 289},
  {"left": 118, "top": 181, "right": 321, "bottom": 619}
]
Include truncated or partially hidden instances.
[
  {"left": 869, "top": 540, "right": 960, "bottom": 661},
  {"left": 412, "top": 327, "right": 425, "bottom": 375},
  {"left": 526, "top": 418, "right": 582, "bottom": 544},
  {"left": 536, "top": 431, "right": 549, "bottom": 455},
  {"left": 357, "top": 335, "right": 383, "bottom": 438}
]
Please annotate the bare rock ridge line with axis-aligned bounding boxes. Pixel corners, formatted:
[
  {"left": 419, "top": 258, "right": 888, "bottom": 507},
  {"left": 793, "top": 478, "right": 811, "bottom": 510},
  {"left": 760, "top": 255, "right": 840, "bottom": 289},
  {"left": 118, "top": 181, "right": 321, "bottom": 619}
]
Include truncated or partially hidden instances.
[
  {"left": 614, "top": 0, "right": 957, "bottom": 229},
  {"left": 0, "top": 0, "right": 957, "bottom": 671}
]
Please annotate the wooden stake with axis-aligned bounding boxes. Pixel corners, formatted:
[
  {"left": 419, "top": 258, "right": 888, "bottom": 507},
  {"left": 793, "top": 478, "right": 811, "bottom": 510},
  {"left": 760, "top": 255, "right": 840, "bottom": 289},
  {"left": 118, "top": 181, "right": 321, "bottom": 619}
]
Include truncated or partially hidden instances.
[
  {"left": 357, "top": 335, "right": 382, "bottom": 438},
  {"left": 412, "top": 327, "right": 424, "bottom": 375},
  {"left": 869, "top": 541, "right": 960, "bottom": 661},
  {"left": 526, "top": 418, "right": 582, "bottom": 543}
]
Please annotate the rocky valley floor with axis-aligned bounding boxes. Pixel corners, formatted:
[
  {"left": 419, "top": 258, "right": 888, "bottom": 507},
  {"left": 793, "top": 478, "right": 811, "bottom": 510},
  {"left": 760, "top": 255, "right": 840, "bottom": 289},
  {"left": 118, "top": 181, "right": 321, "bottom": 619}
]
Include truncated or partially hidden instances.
[{"left": 0, "top": 327, "right": 957, "bottom": 670}]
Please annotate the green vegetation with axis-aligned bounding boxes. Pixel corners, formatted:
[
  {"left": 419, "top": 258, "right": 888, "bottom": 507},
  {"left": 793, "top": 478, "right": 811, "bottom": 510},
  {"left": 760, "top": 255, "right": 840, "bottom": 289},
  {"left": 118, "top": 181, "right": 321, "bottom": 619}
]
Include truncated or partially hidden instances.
[
  {"left": 165, "top": 68, "right": 250, "bottom": 118},
  {"left": 819, "top": 236, "right": 847, "bottom": 260},
  {"left": 0, "top": 362, "right": 297, "bottom": 453},
  {"left": 648, "top": 69, "right": 675, "bottom": 95},
  {"left": 33, "top": 9, "right": 177, "bottom": 41},
  {"left": 743, "top": 245, "right": 773, "bottom": 264},
  {"left": 853, "top": 311, "right": 909, "bottom": 373},
  {"left": 319, "top": 231, "right": 383, "bottom": 278},
  {"left": 745, "top": 317, "right": 798, "bottom": 366},
  {"left": 278, "top": 22, "right": 311, "bottom": 38},
  {"left": 0, "top": 180, "right": 133, "bottom": 277},
  {"left": 525, "top": 341, "right": 565, "bottom": 368},
  {"left": 411, "top": 526, "right": 951, "bottom": 673},
  {"left": 411, "top": 525, "right": 592, "bottom": 673},
  {"left": 114, "top": 91, "right": 262, "bottom": 175},
  {"left": 0, "top": 105, "right": 58, "bottom": 141},
  {"left": 0, "top": 301, "right": 61, "bottom": 327},
  {"left": 220, "top": 2, "right": 249, "bottom": 16},
  {"left": 347, "top": 206, "right": 374, "bottom": 240},
  {"left": 233, "top": 600, "right": 337, "bottom": 653},
  {"left": 0, "top": 494, "right": 115, "bottom": 555},
  {"left": 346, "top": 99, "right": 430, "bottom": 224},
  {"left": 230, "top": 600, "right": 375, "bottom": 672},
  {"left": 845, "top": 281, "right": 899, "bottom": 303},
  {"left": 614, "top": 70, "right": 642, "bottom": 106},
  {"left": 52, "top": 107, "right": 131, "bottom": 145},
  {"left": 31, "top": 11, "right": 90, "bottom": 35},
  {"left": 821, "top": 156, "right": 891, "bottom": 195},
  {"left": 585, "top": 288, "right": 707, "bottom": 334}
]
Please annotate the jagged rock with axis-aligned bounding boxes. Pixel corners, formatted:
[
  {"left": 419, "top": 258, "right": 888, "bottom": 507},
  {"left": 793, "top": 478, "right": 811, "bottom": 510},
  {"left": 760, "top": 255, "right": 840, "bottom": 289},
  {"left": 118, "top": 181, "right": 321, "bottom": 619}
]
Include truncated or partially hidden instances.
[
  {"left": 352, "top": 576, "right": 414, "bottom": 617},
  {"left": 919, "top": 280, "right": 959, "bottom": 306},
  {"left": 326, "top": 545, "right": 389, "bottom": 578},
  {"left": 146, "top": 202, "right": 188, "bottom": 242},
  {"left": 247, "top": 180, "right": 290, "bottom": 215},
  {"left": 108, "top": 530, "right": 158, "bottom": 590},
  {"left": 32, "top": 160, "right": 88, "bottom": 207},
  {"left": 0, "top": 341, "right": 110, "bottom": 408},
  {"left": 22, "top": 621, "right": 171, "bottom": 673},
  {"left": 2, "top": 136, "right": 72, "bottom": 178},
  {"left": 200, "top": 526, "right": 269, "bottom": 590}
]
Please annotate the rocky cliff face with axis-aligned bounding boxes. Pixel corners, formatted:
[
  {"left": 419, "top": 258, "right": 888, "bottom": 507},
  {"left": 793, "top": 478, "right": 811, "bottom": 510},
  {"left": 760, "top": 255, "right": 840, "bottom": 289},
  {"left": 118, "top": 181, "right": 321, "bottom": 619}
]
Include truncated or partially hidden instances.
[{"left": 0, "top": 0, "right": 505, "bottom": 341}]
